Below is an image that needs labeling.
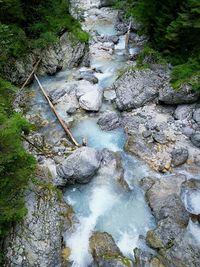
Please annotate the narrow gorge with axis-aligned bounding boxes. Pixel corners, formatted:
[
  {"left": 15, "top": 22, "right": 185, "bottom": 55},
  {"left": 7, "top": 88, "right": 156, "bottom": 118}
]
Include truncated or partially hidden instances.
[{"left": 1, "top": 0, "right": 200, "bottom": 267}]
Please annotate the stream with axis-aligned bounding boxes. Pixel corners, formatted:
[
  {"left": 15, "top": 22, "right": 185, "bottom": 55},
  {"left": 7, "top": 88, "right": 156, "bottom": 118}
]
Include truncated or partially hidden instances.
[{"left": 26, "top": 4, "right": 156, "bottom": 267}]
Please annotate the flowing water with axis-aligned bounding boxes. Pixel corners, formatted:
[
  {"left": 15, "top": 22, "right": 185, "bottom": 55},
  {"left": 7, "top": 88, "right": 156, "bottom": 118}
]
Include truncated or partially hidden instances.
[{"left": 26, "top": 4, "right": 156, "bottom": 267}]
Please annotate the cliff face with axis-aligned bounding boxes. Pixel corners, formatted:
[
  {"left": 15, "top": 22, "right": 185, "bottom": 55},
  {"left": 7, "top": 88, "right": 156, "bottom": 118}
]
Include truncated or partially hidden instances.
[{"left": 4, "top": 167, "right": 72, "bottom": 267}]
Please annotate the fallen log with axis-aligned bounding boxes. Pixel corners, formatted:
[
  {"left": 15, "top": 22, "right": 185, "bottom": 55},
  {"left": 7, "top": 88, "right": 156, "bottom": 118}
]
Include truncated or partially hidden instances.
[
  {"left": 21, "top": 58, "right": 42, "bottom": 90},
  {"left": 125, "top": 21, "right": 132, "bottom": 51},
  {"left": 34, "top": 74, "right": 80, "bottom": 147}
]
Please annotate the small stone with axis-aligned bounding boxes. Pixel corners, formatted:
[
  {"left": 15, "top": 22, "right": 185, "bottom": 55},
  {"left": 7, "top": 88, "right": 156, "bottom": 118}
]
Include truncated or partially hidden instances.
[
  {"left": 190, "top": 133, "right": 200, "bottom": 148},
  {"left": 152, "top": 132, "right": 167, "bottom": 144},
  {"left": 142, "top": 130, "right": 152, "bottom": 138},
  {"left": 171, "top": 148, "right": 189, "bottom": 167}
]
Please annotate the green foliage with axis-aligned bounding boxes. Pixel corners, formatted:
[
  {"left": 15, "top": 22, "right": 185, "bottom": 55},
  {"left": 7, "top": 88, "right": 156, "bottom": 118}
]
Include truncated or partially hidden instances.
[
  {"left": 115, "top": 0, "right": 200, "bottom": 90},
  {"left": 0, "top": 0, "right": 88, "bottom": 66},
  {"left": 0, "top": 79, "right": 36, "bottom": 241},
  {"left": 171, "top": 59, "right": 200, "bottom": 90},
  {"left": 137, "top": 46, "right": 168, "bottom": 66}
]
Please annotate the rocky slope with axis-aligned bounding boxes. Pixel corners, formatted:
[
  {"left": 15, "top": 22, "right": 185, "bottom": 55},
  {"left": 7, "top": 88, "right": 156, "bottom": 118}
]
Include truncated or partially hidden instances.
[
  {"left": 4, "top": 167, "right": 72, "bottom": 267},
  {"left": 1, "top": 32, "right": 87, "bottom": 85}
]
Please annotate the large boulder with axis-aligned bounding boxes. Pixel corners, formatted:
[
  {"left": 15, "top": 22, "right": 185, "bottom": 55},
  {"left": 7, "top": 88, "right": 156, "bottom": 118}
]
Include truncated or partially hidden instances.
[
  {"left": 56, "top": 147, "right": 102, "bottom": 185},
  {"left": 89, "top": 232, "right": 133, "bottom": 267},
  {"left": 114, "top": 69, "right": 162, "bottom": 111},
  {"left": 145, "top": 174, "right": 187, "bottom": 220},
  {"left": 79, "top": 89, "right": 103, "bottom": 111},
  {"left": 159, "top": 84, "right": 200, "bottom": 105},
  {"left": 181, "top": 179, "right": 200, "bottom": 215}
]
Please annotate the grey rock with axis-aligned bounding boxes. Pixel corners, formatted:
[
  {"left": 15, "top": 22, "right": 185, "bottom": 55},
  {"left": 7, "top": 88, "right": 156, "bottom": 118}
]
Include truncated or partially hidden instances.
[
  {"left": 115, "top": 23, "right": 128, "bottom": 35},
  {"left": 2, "top": 32, "right": 86, "bottom": 85},
  {"left": 4, "top": 167, "right": 70, "bottom": 267},
  {"left": 56, "top": 147, "right": 102, "bottom": 185},
  {"left": 160, "top": 226, "right": 200, "bottom": 267},
  {"left": 114, "top": 69, "right": 161, "bottom": 111},
  {"left": 159, "top": 84, "right": 200, "bottom": 105},
  {"left": 89, "top": 232, "right": 133, "bottom": 267},
  {"left": 193, "top": 108, "right": 200, "bottom": 124},
  {"left": 181, "top": 179, "right": 200, "bottom": 215},
  {"left": 140, "top": 177, "right": 155, "bottom": 191},
  {"left": 66, "top": 106, "right": 77, "bottom": 115},
  {"left": 103, "top": 90, "right": 116, "bottom": 101},
  {"left": 146, "top": 217, "right": 185, "bottom": 249},
  {"left": 97, "top": 35, "right": 119, "bottom": 44},
  {"left": 97, "top": 111, "right": 120, "bottom": 131},
  {"left": 152, "top": 132, "right": 167, "bottom": 144},
  {"left": 171, "top": 148, "right": 189, "bottom": 167},
  {"left": 49, "top": 88, "right": 66, "bottom": 104},
  {"left": 79, "top": 89, "right": 103, "bottom": 111},
  {"left": 190, "top": 133, "right": 200, "bottom": 147},
  {"left": 146, "top": 174, "right": 186, "bottom": 220},
  {"left": 134, "top": 248, "right": 152, "bottom": 267},
  {"left": 174, "top": 105, "right": 194, "bottom": 120},
  {"left": 142, "top": 130, "right": 152, "bottom": 138},
  {"left": 74, "top": 71, "right": 99, "bottom": 84},
  {"left": 182, "top": 126, "right": 195, "bottom": 137}
]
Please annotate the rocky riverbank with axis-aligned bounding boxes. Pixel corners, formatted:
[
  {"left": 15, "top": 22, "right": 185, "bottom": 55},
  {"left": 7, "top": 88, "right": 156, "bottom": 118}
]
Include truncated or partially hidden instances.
[{"left": 3, "top": 0, "right": 200, "bottom": 266}]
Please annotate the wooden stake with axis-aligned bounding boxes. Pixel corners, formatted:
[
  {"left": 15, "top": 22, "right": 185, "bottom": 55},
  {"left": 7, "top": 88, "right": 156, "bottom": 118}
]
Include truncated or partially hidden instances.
[{"left": 34, "top": 74, "right": 80, "bottom": 147}]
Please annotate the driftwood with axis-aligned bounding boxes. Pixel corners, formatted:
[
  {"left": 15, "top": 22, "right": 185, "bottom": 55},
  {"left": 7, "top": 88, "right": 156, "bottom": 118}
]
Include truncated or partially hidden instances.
[
  {"left": 125, "top": 21, "right": 132, "bottom": 51},
  {"left": 34, "top": 74, "right": 80, "bottom": 147},
  {"left": 20, "top": 58, "right": 42, "bottom": 90}
]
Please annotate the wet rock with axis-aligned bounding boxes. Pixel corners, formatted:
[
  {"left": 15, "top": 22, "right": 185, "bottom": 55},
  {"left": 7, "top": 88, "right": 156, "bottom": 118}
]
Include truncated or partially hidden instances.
[
  {"left": 146, "top": 216, "right": 185, "bottom": 249},
  {"left": 49, "top": 88, "right": 67, "bottom": 104},
  {"left": 114, "top": 69, "right": 161, "bottom": 111},
  {"left": 181, "top": 179, "right": 200, "bottom": 215},
  {"left": 152, "top": 132, "right": 167, "bottom": 144},
  {"left": 134, "top": 248, "right": 165, "bottom": 267},
  {"left": 97, "top": 111, "right": 120, "bottom": 131},
  {"left": 56, "top": 147, "right": 102, "bottom": 185},
  {"left": 103, "top": 90, "right": 116, "bottom": 101},
  {"left": 97, "top": 35, "right": 119, "bottom": 44},
  {"left": 79, "top": 89, "right": 103, "bottom": 111},
  {"left": 171, "top": 148, "right": 189, "bottom": 167},
  {"left": 193, "top": 108, "right": 200, "bottom": 124},
  {"left": 74, "top": 71, "right": 99, "bottom": 84},
  {"left": 140, "top": 177, "right": 155, "bottom": 191},
  {"left": 145, "top": 174, "right": 186, "bottom": 219},
  {"left": 159, "top": 84, "right": 200, "bottom": 105},
  {"left": 174, "top": 105, "right": 194, "bottom": 120},
  {"left": 190, "top": 133, "right": 200, "bottom": 147},
  {"left": 159, "top": 220, "right": 200, "bottom": 267},
  {"left": 55, "top": 94, "right": 79, "bottom": 116},
  {"left": 89, "top": 232, "right": 133, "bottom": 267}
]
